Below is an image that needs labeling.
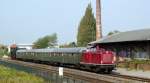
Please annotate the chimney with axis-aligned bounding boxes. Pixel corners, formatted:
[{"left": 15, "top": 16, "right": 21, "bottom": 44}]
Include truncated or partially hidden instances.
[{"left": 96, "top": 0, "right": 102, "bottom": 40}]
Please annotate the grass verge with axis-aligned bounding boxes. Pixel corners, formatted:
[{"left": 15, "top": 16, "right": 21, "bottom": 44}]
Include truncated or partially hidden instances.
[{"left": 0, "top": 65, "right": 46, "bottom": 83}]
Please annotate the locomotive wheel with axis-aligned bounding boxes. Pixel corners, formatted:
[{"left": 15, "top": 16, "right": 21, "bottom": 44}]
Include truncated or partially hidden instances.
[
  {"left": 106, "top": 69, "right": 112, "bottom": 74},
  {"left": 99, "top": 69, "right": 105, "bottom": 74},
  {"left": 92, "top": 67, "right": 100, "bottom": 73}
]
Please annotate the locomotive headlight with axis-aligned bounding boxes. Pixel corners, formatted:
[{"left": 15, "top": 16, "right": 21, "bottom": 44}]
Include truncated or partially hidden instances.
[
  {"left": 112, "top": 60, "right": 114, "bottom": 64},
  {"left": 101, "top": 60, "right": 103, "bottom": 64},
  {"left": 112, "top": 55, "right": 116, "bottom": 64}
]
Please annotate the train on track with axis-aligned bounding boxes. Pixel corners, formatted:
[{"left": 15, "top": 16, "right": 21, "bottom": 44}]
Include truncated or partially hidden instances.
[{"left": 10, "top": 44, "right": 116, "bottom": 73}]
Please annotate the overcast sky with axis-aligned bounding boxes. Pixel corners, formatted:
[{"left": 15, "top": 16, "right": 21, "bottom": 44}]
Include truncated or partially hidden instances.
[{"left": 0, "top": 0, "right": 150, "bottom": 45}]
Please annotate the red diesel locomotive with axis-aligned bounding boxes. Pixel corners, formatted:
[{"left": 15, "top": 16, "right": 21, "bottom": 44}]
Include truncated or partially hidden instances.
[{"left": 81, "top": 46, "right": 115, "bottom": 72}]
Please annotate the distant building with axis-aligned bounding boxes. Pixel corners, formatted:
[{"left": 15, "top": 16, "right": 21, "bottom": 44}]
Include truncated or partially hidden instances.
[
  {"left": 8, "top": 44, "right": 17, "bottom": 53},
  {"left": 89, "top": 28, "right": 150, "bottom": 60},
  {"left": 8, "top": 44, "right": 33, "bottom": 53}
]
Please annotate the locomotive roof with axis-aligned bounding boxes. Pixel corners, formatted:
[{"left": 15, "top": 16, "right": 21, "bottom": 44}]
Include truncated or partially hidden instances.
[
  {"left": 17, "top": 47, "right": 86, "bottom": 53},
  {"left": 89, "top": 28, "right": 150, "bottom": 44}
]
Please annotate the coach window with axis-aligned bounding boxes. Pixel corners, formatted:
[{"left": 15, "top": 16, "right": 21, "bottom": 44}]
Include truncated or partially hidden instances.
[
  {"left": 65, "top": 53, "right": 67, "bottom": 56},
  {"left": 72, "top": 53, "right": 74, "bottom": 56},
  {"left": 49, "top": 52, "right": 52, "bottom": 56},
  {"left": 67, "top": 53, "right": 69, "bottom": 56},
  {"left": 36, "top": 52, "right": 38, "bottom": 56},
  {"left": 55, "top": 53, "right": 57, "bottom": 56},
  {"left": 32, "top": 52, "right": 33, "bottom": 55},
  {"left": 64, "top": 53, "right": 67, "bottom": 56},
  {"left": 53, "top": 53, "right": 55, "bottom": 56},
  {"left": 50, "top": 52, "right": 52, "bottom": 56}
]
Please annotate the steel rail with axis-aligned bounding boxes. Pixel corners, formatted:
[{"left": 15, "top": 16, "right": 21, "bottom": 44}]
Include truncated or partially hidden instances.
[{"left": 109, "top": 73, "right": 150, "bottom": 82}]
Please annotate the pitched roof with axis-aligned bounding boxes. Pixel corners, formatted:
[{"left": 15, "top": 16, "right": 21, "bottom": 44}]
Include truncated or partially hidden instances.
[{"left": 90, "top": 28, "right": 150, "bottom": 44}]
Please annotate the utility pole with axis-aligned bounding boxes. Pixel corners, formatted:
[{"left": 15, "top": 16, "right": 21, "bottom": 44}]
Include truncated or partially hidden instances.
[{"left": 96, "top": 0, "right": 102, "bottom": 40}]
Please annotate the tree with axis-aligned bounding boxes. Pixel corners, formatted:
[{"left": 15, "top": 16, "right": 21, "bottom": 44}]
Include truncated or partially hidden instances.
[
  {"left": 107, "top": 30, "right": 120, "bottom": 36},
  {"left": 59, "top": 42, "right": 77, "bottom": 48},
  {"left": 33, "top": 33, "right": 57, "bottom": 48},
  {"left": 0, "top": 44, "right": 8, "bottom": 56},
  {"left": 77, "top": 3, "right": 96, "bottom": 47}
]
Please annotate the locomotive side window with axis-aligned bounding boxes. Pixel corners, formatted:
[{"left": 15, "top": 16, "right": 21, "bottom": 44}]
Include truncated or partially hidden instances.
[{"left": 89, "top": 48, "right": 96, "bottom": 52}]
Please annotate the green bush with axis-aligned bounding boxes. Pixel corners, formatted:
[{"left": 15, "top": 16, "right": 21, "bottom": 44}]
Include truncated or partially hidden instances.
[
  {"left": 129, "top": 59, "right": 150, "bottom": 64},
  {"left": 0, "top": 49, "right": 8, "bottom": 57},
  {"left": 117, "top": 59, "right": 150, "bottom": 71},
  {"left": 0, "top": 65, "right": 46, "bottom": 83}
]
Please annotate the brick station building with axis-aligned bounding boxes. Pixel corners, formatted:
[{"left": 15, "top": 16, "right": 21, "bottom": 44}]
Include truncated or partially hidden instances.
[{"left": 90, "top": 29, "right": 150, "bottom": 60}]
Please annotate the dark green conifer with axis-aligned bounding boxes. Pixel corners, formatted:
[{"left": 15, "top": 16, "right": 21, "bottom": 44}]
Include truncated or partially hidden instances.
[{"left": 77, "top": 4, "right": 96, "bottom": 46}]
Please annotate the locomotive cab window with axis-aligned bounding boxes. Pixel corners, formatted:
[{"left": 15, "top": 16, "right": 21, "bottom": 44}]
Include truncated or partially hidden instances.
[{"left": 89, "top": 48, "right": 96, "bottom": 52}]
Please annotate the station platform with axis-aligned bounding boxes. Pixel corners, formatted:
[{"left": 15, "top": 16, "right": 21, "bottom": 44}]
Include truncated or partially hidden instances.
[{"left": 113, "top": 68, "right": 150, "bottom": 79}]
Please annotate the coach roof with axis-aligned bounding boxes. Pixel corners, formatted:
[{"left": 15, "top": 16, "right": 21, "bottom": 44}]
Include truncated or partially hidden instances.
[
  {"left": 17, "top": 47, "right": 86, "bottom": 53},
  {"left": 90, "top": 28, "right": 150, "bottom": 44}
]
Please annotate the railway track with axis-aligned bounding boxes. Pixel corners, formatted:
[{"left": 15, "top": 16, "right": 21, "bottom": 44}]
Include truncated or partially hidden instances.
[
  {"left": 0, "top": 58, "right": 149, "bottom": 83},
  {"left": 110, "top": 73, "right": 150, "bottom": 83}
]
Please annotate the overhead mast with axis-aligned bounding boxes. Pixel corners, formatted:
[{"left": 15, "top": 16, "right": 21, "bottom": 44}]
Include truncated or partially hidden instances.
[{"left": 96, "top": 0, "right": 102, "bottom": 40}]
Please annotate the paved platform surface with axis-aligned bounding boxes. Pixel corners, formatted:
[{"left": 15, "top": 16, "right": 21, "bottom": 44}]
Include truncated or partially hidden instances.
[{"left": 113, "top": 68, "right": 150, "bottom": 79}]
